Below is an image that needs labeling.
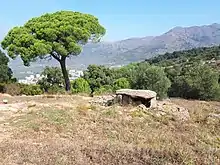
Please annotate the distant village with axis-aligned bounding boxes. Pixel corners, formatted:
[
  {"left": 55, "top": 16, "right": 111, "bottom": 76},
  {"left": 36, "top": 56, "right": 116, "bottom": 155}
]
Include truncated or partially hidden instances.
[{"left": 18, "top": 69, "right": 84, "bottom": 85}]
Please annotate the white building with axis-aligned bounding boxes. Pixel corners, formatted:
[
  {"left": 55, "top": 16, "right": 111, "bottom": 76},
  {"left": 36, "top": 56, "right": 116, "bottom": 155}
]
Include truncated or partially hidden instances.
[{"left": 18, "top": 69, "right": 84, "bottom": 84}]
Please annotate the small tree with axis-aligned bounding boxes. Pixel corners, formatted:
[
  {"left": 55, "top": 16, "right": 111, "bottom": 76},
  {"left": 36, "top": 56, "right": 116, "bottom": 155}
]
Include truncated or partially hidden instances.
[
  {"left": 169, "top": 64, "right": 220, "bottom": 100},
  {"left": 83, "top": 65, "right": 114, "bottom": 94},
  {"left": 0, "top": 50, "right": 13, "bottom": 83},
  {"left": 133, "top": 63, "right": 171, "bottom": 99},
  {"left": 71, "top": 78, "right": 91, "bottom": 94},
  {"left": 1, "top": 11, "right": 105, "bottom": 91},
  {"left": 38, "top": 67, "right": 64, "bottom": 92},
  {"left": 113, "top": 78, "right": 130, "bottom": 91}
]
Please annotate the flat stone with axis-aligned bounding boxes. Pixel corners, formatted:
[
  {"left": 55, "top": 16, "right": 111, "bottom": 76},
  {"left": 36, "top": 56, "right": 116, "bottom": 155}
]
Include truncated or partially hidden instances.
[{"left": 116, "top": 89, "right": 157, "bottom": 99}]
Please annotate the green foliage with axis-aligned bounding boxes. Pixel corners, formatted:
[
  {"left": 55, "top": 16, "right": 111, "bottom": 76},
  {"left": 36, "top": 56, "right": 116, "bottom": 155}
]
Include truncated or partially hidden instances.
[
  {"left": 1, "top": 11, "right": 106, "bottom": 65},
  {"left": 93, "top": 85, "right": 113, "bottom": 95},
  {"left": 113, "top": 63, "right": 139, "bottom": 86},
  {"left": 113, "top": 78, "right": 130, "bottom": 91},
  {"left": 1, "top": 11, "right": 105, "bottom": 91},
  {"left": 71, "top": 78, "right": 91, "bottom": 94},
  {"left": 83, "top": 63, "right": 170, "bottom": 98},
  {"left": 83, "top": 65, "right": 114, "bottom": 93},
  {"left": 132, "top": 63, "right": 171, "bottom": 99},
  {"left": 0, "top": 50, "right": 13, "bottom": 83},
  {"left": 146, "top": 46, "right": 220, "bottom": 67},
  {"left": 47, "top": 85, "right": 66, "bottom": 94},
  {"left": 169, "top": 64, "right": 220, "bottom": 100},
  {"left": 38, "top": 67, "right": 64, "bottom": 92},
  {"left": 0, "top": 83, "right": 43, "bottom": 96},
  {"left": 145, "top": 45, "right": 220, "bottom": 100},
  {"left": 20, "top": 84, "right": 43, "bottom": 96}
]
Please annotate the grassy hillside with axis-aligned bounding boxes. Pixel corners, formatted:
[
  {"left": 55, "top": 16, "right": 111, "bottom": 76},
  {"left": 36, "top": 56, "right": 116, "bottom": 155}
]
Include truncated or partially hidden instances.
[{"left": 0, "top": 95, "right": 219, "bottom": 164}]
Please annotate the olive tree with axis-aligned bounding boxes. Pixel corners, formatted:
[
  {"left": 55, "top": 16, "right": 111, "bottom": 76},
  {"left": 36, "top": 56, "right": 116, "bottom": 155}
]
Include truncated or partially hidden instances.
[{"left": 1, "top": 11, "right": 106, "bottom": 91}]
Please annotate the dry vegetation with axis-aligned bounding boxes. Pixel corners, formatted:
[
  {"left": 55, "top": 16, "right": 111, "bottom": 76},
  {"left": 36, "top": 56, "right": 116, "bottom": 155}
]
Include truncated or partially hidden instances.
[{"left": 0, "top": 95, "right": 220, "bottom": 165}]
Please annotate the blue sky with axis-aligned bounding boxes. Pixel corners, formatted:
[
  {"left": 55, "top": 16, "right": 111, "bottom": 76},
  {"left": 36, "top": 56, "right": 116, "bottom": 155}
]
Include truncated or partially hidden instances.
[{"left": 0, "top": 0, "right": 220, "bottom": 41}]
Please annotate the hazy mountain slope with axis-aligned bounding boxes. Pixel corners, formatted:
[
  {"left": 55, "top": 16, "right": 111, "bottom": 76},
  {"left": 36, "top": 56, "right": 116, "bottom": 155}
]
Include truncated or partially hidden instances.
[
  {"left": 115, "top": 23, "right": 220, "bottom": 64},
  {"left": 9, "top": 23, "right": 220, "bottom": 79}
]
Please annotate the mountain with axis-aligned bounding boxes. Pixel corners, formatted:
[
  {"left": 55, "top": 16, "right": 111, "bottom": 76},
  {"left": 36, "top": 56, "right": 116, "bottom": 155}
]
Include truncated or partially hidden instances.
[
  {"left": 9, "top": 23, "right": 220, "bottom": 79},
  {"left": 115, "top": 23, "right": 220, "bottom": 63}
]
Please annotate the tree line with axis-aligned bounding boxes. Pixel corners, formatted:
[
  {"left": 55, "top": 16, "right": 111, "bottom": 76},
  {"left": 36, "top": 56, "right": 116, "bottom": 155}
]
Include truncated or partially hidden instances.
[{"left": 1, "top": 44, "right": 220, "bottom": 100}]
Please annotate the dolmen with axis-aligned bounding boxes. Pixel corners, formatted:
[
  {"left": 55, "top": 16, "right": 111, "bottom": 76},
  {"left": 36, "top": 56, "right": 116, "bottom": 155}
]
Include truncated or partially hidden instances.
[{"left": 115, "top": 89, "right": 157, "bottom": 108}]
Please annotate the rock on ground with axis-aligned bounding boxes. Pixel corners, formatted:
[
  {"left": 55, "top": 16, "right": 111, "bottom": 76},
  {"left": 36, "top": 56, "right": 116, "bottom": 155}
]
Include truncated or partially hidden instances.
[
  {"left": 90, "top": 95, "right": 116, "bottom": 106},
  {"left": 154, "top": 101, "right": 190, "bottom": 121}
]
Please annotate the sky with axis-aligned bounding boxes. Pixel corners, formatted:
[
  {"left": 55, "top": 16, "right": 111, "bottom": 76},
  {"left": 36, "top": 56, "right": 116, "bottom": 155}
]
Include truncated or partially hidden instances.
[{"left": 0, "top": 0, "right": 220, "bottom": 41}]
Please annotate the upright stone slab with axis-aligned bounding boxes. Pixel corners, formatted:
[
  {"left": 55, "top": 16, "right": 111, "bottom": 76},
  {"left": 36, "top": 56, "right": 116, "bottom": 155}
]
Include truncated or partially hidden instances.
[{"left": 116, "top": 89, "right": 157, "bottom": 108}]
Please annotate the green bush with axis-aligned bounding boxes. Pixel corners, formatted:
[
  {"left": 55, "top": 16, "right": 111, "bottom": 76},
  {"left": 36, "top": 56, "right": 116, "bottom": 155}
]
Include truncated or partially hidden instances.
[
  {"left": 0, "top": 50, "right": 13, "bottom": 83},
  {"left": 38, "top": 67, "right": 64, "bottom": 92},
  {"left": 93, "top": 85, "right": 113, "bottom": 95},
  {"left": 113, "top": 78, "right": 130, "bottom": 91},
  {"left": 47, "top": 85, "right": 66, "bottom": 94},
  {"left": 20, "top": 84, "right": 43, "bottom": 96},
  {"left": 0, "top": 83, "right": 43, "bottom": 96},
  {"left": 83, "top": 65, "right": 114, "bottom": 94},
  {"left": 169, "top": 64, "right": 220, "bottom": 100},
  {"left": 71, "top": 78, "right": 91, "bottom": 94},
  {"left": 132, "top": 63, "right": 171, "bottom": 99}
]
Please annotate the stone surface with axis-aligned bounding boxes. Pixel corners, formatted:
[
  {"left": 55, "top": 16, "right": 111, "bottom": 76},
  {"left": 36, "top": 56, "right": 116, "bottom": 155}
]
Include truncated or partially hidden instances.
[
  {"left": 116, "top": 89, "right": 157, "bottom": 99},
  {"left": 90, "top": 95, "right": 116, "bottom": 106},
  {"left": 116, "top": 89, "right": 157, "bottom": 108}
]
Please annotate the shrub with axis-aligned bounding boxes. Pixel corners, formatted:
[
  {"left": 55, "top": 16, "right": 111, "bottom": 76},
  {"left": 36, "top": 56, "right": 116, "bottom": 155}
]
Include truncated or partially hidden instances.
[
  {"left": 169, "top": 64, "right": 220, "bottom": 100},
  {"left": 3, "top": 83, "right": 22, "bottom": 96},
  {"left": 38, "top": 67, "right": 64, "bottom": 92},
  {"left": 0, "top": 83, "right": 43, "bottom": 96},
  {"left": 0, "top": 50, "right": 13, "bottom": 83},
  {"left": 93, "top": 85, "right": 113, "bottom": 95},
  {"left": 71, "top": 78, "right": 91, "bottom": 94},
  {"left": 83, "top": 65, "right": 114, "bottom": 94},
  {"left": 20, "top": 84, "right": 43, "bottom": 96},
  {"left": 113, "top": 78, "right": 130, "bottom": 91},
  {"left": 47, "top": 85, "right": 66, "bottom": 94},
  {"left": 132, "top": 63, "right": 171, "bottom": 99}
]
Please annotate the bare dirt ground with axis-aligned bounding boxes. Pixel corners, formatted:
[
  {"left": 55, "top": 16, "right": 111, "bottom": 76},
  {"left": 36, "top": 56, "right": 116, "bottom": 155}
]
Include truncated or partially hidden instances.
[{"left": 0, "top": 95, "right": 220, "bottom": 165}]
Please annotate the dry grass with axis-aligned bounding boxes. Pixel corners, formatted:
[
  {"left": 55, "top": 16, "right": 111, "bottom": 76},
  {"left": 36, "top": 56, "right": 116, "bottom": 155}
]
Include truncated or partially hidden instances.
[{"left": 0, "top": 96, "right": 220, "bottom": 165}]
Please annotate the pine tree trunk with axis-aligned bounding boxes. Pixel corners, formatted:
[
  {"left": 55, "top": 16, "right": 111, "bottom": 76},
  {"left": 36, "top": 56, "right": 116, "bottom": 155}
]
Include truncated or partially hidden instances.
[{"left": 60, "top": 57, "right": 71, "bottom": 91}]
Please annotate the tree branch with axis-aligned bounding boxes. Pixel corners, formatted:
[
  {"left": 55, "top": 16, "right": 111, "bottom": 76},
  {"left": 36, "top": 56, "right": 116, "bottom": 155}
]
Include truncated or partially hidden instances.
[
  {"left": 51, "top": 51, "right": 61, "bottom": 62},
  {"left": 61, "top": 56, "right": 66, "bottom": 61}
]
